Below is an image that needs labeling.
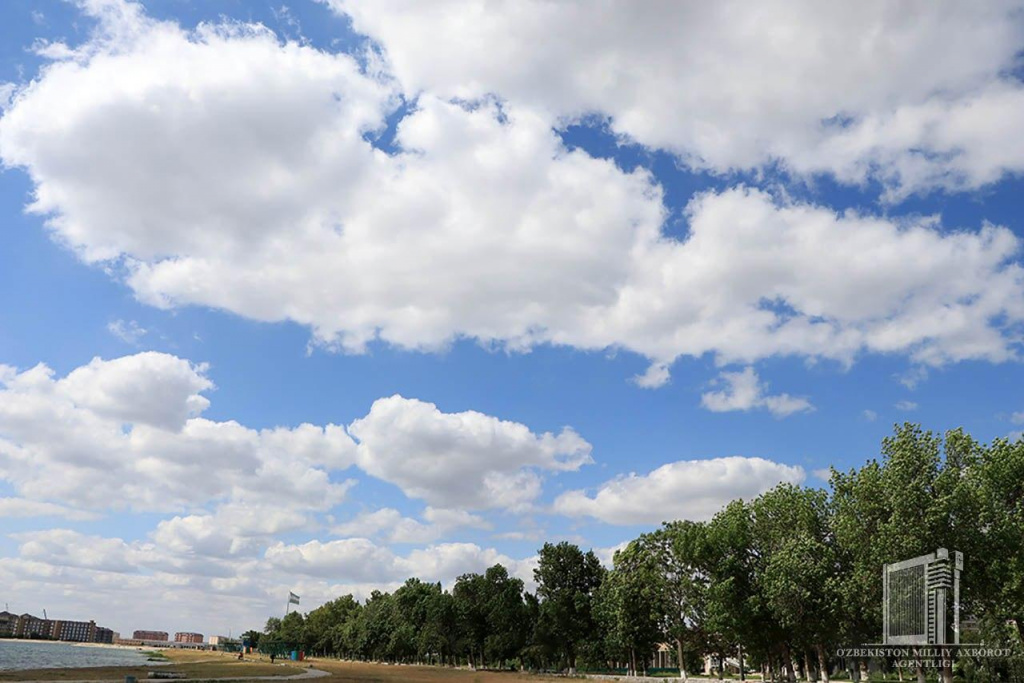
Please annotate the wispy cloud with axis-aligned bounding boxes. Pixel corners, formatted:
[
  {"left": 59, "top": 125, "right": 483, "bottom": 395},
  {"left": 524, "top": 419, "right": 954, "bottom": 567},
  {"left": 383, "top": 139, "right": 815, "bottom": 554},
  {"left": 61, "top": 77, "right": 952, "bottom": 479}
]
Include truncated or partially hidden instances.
[{"left": 108, "top": 319, "right": 147, "bottom": 344}]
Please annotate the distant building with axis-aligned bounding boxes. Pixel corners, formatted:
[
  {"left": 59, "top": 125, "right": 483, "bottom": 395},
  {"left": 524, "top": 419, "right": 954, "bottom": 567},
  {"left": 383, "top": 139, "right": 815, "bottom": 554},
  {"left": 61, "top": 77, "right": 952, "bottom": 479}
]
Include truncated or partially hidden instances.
[
  {"left": 52, "top": 620, "right": 96, "bottom": 642},
  {"left": 133, "top": 630, "right": 169, "bottom": 641},
  {"left": 14, "top": 613, "right": 54, "bottom": 639},
  {"left": 94, "top": 627, "right": 115, "bottom": 644},
  {"left": 0, "top": 611, "right": 16, "bottom": 637},
  {"left": 175, "top": 632, "right": 204, "bottom": 644}
]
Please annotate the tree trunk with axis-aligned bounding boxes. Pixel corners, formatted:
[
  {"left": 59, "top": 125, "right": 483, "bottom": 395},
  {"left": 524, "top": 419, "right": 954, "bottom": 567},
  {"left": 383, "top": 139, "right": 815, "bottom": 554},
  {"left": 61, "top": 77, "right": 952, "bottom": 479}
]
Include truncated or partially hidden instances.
[
  {"left": 739, "top": 643, "right": 745, "bottom": 682},
  {"left": 1016, "top": 617, "right": 1024, "bottom": 647},
  {"left": 630, "top": 647, "right": 637, "bottom": 677},
  {"left": 858, "top": 658, "right": 869, "bottom": 683},
  {"left": 676, "top": 639, "right": 688, "bottom": 682},
  {"left": 816, "top": 644, "right": 830, "bottom": 683},
  {"left": 914, "top": 649, "right": 926, "bottom": 683},
  {"left": 803, "top": 651, "right": 814, "bottom": 682},
  {"left": 940, "top": 647, "right": 954, "bottom": 683},
  {"left": 781, "top": 644, "right": 797, "bottom": 683}
]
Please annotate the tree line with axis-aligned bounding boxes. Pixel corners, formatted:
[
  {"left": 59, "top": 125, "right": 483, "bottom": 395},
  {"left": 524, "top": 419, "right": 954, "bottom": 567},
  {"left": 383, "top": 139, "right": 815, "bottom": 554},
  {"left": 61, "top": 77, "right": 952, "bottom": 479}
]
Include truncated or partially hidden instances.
[{"left": 251, "top": 424, "right": 1024, "bottom": 681}]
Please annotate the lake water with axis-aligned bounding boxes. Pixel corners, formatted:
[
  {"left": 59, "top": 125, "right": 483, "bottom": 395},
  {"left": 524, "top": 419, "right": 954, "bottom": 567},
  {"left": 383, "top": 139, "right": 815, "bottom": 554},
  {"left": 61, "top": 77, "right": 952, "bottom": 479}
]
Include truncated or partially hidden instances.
[{"left": 0, "top": 640, "right": 158, "bottom": 671}]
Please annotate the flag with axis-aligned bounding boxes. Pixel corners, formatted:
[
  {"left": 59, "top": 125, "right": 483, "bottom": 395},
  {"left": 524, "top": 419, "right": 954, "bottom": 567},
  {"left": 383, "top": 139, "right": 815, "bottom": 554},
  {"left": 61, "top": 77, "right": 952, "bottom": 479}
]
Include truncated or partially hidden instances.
[{"left": 288, "top": 592, "right": 300, "bottom": 605}]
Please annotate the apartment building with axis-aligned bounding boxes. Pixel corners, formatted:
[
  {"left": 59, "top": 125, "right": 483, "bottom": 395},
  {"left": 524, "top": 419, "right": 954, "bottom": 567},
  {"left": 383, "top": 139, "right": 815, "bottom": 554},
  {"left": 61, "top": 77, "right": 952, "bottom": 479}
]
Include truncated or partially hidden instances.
[
  {"left": 174, "top": 632, "right": 204, "bottom": 644},
  {"left": 51, "top": 620, "right": 97, "bottom": 642},
  {"left": 132, "top": 630, "right": 169, "bottom": 641},
  {"left": 13, "top": 613, "right": 53, "bottom": 639},
  {"left": 0, "top": 611, "right": 16, "bottom": 637}
]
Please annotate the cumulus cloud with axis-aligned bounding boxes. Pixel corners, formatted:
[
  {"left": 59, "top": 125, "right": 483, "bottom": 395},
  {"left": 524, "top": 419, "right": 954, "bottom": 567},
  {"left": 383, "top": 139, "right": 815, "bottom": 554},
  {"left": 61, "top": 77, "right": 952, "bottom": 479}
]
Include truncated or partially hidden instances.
[
  {"left": 334, "top": 0, "right": 1024, "bottom": 195},
  {"left": 15, "top": 529, "right": 138, "bottom": 573},
  {"left": 1, "top": 521, "right": 541, "bottom": 634},
  {"left": 0, "top": 3, "right": 1020, "bottom": 379},
  {"left": 895, "top": 400, "right": 920, "bottom": 411},
  {"left": 264, "top": 537, "right": 534, "bottom": 587},
  {"left": 554, "top": 457, "right": 806, "bottom": 525},
  {"left": 0, "top": 351, "right": 593, "bottom": 533},
  {"left": 0, "top": 352, "right": 356, "bottom": 513},
  {"left": 59, "top": 352, "right": 212, "bottom": 431},
  {"left": 0, "top": 498, "right": 99, "bottom": 521},
  {"left": 332, "top": 506, "right": 491, "bottom": 543},
  {"left": 701, "top": 367, "right": 813, "bottom": 417},
  {"left": 349, "top": 396, "right": 592, "bottom": 511},
  {"left": 632, "top": 363, "right": 670, "bottom": 389}
]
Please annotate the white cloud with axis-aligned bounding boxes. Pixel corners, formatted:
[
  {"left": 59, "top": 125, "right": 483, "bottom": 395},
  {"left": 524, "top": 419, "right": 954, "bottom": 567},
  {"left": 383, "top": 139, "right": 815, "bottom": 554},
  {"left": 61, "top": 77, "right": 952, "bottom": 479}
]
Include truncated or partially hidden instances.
[
  {"left": 863, "top": 409, "right": 879, "bottom": 422},
  {"left": 554, "top": 456, "right": 806, "bottom": 525},
  {"left": 895, "top": 400, "right": 919, "bottom": 411},
  {"left": 1010, "top": 411, "right": 1024, "bottom": 424},
  {"left": 594, "top": 541, "right": 630, "bottom": 568},
  {"left": 0, "top": 351, "right": 593, "bottom": 539},
  {"left": 896, "top": 366, "right": 930, "bottom": 390},
  {"left": 151, "top": 504, "right": 316, "bottom": 560},
  {"left": 632, "top": 363, "right": 670, "bottom": 389},
  {"left": 14, "top": 529, "right": 139, "bottom": 574},
  {"left": 0, "top": 352, "right": 356, "bottom": 514},
  {"left": 1010, "top": 430, "right": 1023, "bottom": 442},
  {"left": 107, "top": 319, "right": 147, "bottom": 344},
  {"left": 0, "top": 498, "right": 99, "bottom": 521},
  {"left": 331, "top": 506, "right": 490, "bottom": 543},
  {"left": 264, "top": 537, "right": 534, "bottom": 587},
  {"left": 333, "top": 0, "right": 1024, "bottom": 196},
  {"left": 0, "top": 5, "right": 1020, "bottom": 377},
  {"left": 701, "top": 367, "right": 814, "bottom": 417},
  {"left": 348, "top": 395, "right": 592, "bottom": 511},
  {"left": 59, "top": 352, "right": 211, "bottom": 431}
]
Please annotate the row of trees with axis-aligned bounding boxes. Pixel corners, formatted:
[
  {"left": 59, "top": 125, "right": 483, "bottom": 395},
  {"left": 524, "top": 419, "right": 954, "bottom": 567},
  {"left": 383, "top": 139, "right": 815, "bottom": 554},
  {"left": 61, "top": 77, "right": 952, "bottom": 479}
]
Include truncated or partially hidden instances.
[{"left": 255, "top": 425, "right": 1024, "bottom": 681}]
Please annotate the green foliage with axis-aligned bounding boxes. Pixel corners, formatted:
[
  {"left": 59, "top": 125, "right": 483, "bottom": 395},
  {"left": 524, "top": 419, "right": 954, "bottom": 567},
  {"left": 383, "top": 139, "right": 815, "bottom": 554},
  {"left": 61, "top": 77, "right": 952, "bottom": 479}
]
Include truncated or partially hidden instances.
[
  {"left": 246, "top": 426, "right": 1024, "bottom": 675},
  {"left": 534, "top": 541, "right": 605, "bottom": 670}
]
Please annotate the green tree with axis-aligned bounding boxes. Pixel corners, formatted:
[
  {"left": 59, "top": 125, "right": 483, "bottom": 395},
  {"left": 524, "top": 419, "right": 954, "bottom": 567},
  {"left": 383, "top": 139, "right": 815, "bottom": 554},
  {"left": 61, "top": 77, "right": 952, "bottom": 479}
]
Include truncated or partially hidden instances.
[
  {"left": 481, "top": 564, "right": 529, "bottom": 667},
  {"left": 241, "top": 629, "right": 261, "bottom": 649},
  {"left": 597, "top": 540, "right": 667, "bottom": 675},
  {"left": 752, "top": 484, "right": 838, "bottom": 683},
  {"left": 658, "top": 521, "right": 711, "bottom": 680},
  {"left": 969, "top": 433, "right": 1024, "bottom": 646},
  {"left": 533, "top": 541, "right": 605, "bottom": 673},
  {"left": 452, "top": 571, "right": 489, "bottom": 667}
]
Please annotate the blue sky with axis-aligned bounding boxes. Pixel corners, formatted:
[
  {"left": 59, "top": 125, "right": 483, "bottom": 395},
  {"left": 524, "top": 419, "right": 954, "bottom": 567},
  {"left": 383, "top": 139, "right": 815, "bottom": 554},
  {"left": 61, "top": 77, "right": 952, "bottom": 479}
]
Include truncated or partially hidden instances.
[{"left": 0, "top": 0, "right": 1023, "bottom": 637}]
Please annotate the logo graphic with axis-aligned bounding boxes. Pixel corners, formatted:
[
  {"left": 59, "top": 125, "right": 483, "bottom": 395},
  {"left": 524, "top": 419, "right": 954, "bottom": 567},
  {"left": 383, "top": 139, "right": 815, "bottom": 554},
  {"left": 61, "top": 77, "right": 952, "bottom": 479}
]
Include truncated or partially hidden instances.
[{"left": 882, "top": 548, "right": 962, "bottom": 646}]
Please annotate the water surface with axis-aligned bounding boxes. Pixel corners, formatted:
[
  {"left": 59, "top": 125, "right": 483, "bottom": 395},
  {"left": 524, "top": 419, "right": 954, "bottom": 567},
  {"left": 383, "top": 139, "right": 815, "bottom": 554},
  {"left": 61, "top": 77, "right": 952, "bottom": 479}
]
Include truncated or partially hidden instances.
[{"left": 0, "top": 640, "right": 157, "bottom": 671}]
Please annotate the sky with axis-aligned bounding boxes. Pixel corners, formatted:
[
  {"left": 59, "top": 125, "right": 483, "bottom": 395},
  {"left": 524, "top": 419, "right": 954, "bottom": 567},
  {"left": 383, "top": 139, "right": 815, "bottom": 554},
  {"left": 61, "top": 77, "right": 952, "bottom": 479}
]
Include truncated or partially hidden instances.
[{"left": 0, "top": 0, "right": 1023, "bottom": 639}]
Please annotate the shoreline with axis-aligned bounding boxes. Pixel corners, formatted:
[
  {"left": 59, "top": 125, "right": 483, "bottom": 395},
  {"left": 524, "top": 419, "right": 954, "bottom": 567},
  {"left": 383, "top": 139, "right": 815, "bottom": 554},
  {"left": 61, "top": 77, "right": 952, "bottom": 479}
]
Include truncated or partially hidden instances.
[{"left": 0, "top": 639, "right": 142, "bottom": 651}]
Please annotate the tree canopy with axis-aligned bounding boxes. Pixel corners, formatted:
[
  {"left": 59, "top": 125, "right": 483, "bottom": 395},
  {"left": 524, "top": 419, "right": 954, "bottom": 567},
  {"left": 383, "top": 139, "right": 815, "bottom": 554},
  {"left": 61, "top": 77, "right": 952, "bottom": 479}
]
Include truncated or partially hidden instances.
[{"left": 256, "top": 425, "right": 1024, "bottom": 679}]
